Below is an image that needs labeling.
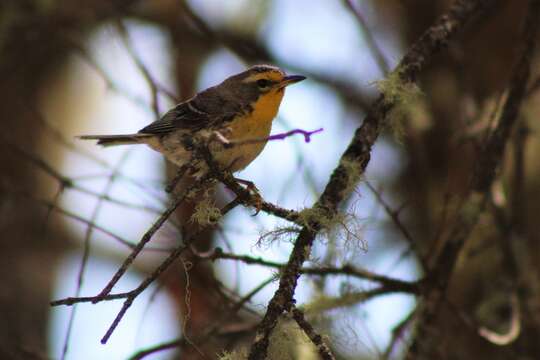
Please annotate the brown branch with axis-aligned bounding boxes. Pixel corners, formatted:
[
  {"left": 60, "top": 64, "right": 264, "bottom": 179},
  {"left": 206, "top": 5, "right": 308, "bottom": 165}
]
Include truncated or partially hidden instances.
[
  {"left": 51, "top": 196, "right": 241, "bottom": 344},
  {"left": 129, "top": 338, "right": 186, "bottom": 360},
  {"left": 98, "top": 240, "right": 192, "bottom": 344},
  {"left": 220, "top": 170, "right": 301, "bottom": 222},
  {"left": 128, "top": 276, "right": 275, "bottom": 359},
  {"left": 91, "top": 175, "right": 213, "bottom": 303},
  {"left": 186, "top": 137, "right": 302, "bottom": 223},
  {"left": 195, "top": 247, "right": 419, "bottom": 293},
  {"left": 291, "top": 306, "right": 335, "bottom": 360},
  {"left": 382, "top": 309, "right": 417, "bottom": 359},
  {"left": 247, "top": 0, "right": 497, "bottom": 358}
]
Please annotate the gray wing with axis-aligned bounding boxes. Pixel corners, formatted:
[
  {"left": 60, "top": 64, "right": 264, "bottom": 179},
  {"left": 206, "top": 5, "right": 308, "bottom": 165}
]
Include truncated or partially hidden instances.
[
  {"left": 138, "top": 101, "right": 209, "bottom": 135},
  {"left": 138, "top": 88, "right": 239, "bottom": 135}
]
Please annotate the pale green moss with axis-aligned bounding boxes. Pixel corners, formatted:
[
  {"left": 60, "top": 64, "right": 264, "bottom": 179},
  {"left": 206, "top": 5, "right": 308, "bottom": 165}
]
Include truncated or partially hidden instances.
[
  {"left": 303, "top": 292, "right": 371, "bottom": 314},
  {"left": 297, "top": 207, "right": 333, "bottom": 231},
  {"left": 218, "top": 349, "right": 247, "bottom": 360},
  {"left": 190, "top": 196, "right": 221, "bottom": 226},
  {"left": 375, "top": 69, "right": 423, "bottom": 141},
  {"left": 339, "top": 157, "right": 364, "bottom": 196},
  {"left": 296, "top": 206, "right": 366, "bottom": 250},
  {"left": 267, "top": 316, "right": 318, "bottom": 360}
]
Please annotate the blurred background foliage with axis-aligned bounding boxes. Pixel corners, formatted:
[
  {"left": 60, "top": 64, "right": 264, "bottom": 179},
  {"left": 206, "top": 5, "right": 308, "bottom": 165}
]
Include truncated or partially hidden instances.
[{"left": 1, "top": 0, "right": 539, "bottom": 359}]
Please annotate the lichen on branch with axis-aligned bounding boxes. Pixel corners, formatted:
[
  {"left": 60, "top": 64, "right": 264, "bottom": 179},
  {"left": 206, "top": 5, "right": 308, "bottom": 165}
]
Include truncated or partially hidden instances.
[
  {"left": 190, "top": 193, "right": 222, "bottom": 226},
  {"left": 375, "top": 69, "right": 423, "bottom": 140}
]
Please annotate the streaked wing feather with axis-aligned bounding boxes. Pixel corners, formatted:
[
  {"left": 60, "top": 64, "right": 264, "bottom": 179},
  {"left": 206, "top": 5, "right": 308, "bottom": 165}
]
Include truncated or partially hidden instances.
[
  {"left": 138, "top": 101, "right": 210, "bottom": 135},
  {"left": 138, "top": 86, "right": 242, "bottom": 135}
]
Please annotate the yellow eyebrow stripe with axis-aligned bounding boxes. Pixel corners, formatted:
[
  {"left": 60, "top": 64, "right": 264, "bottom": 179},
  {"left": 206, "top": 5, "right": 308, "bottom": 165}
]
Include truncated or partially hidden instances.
[{"left": 242, "top": 72, "right": 284, "bottom": 83}]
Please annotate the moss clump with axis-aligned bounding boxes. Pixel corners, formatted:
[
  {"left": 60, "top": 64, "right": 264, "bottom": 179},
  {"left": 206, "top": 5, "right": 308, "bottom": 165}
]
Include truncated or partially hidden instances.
[
  {"left": 297, "top": 206, "right": 365, "bottom": 250},
  {"left": 304, "top": 291, "right": 371, "bottom": 314},
  {"left": 190, "top": 196, "right": 221, "bottom": 226},
  {"left": 297, "top": 206, "right": 337, "bottom": 232},
  {"left": 257, "top": 226, "right": 301, "bottom": 247},
  {"left": 375, "top": 69, "right": 423, "bottom": 141},
  {"left": 267, "top": 316, "right": 318, "bottom": 360},
  {"left": 339, "top": 157, "right": 364, "bottom": 197},
  {"left": 218, "top": 349, "right": 247, "bottom": 360}
]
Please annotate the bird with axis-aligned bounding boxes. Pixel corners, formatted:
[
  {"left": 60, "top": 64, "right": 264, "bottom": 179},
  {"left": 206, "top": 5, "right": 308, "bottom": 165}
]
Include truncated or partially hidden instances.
[{"left": 80, "top": 64, "right": 305, "bottom": 178}]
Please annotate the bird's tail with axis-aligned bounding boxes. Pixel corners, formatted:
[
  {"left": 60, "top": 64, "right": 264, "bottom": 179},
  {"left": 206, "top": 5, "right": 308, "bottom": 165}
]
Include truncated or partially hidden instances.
[{"left": 78, "top": 133, "right": 153, "bottom": 147}]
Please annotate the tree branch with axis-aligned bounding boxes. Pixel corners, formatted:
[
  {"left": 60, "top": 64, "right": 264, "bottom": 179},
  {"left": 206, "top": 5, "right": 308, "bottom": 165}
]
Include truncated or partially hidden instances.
[{"left": 248, "top": 0, "right": 497, "bottom": 358}]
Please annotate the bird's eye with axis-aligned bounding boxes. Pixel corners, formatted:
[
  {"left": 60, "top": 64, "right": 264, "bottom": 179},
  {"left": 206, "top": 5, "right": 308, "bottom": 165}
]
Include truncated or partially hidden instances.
[{"left": 256, "top": 79, "right": 271, "bottom": 88}]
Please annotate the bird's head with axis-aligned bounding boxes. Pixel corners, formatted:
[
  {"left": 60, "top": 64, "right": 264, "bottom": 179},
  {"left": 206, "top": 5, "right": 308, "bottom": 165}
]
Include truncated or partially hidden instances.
[{"left": 220, "top": 65, "right": 306, "bottom": 109}]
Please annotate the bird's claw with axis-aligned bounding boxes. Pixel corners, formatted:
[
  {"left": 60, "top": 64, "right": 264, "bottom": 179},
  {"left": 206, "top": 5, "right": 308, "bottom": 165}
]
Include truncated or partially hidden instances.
[{"left": 234, "top": 178, "right": 263, "bottom": 215}]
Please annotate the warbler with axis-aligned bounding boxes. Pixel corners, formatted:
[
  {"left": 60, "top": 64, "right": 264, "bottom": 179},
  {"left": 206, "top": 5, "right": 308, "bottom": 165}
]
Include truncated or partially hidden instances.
[{"left": 80, "top": 65, "right": 305, "bottom": 177}]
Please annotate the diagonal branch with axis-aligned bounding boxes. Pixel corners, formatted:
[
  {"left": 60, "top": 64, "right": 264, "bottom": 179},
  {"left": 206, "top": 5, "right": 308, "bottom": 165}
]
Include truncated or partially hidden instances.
[
  {"left": 91, "top": 175, "right": 213, "bottom": 303},
  {"left": 51, "top": 195, "right": 242, "bottom": 344},
  {"left": 247, "top": 0, "right": 497, "bottom": 358}
]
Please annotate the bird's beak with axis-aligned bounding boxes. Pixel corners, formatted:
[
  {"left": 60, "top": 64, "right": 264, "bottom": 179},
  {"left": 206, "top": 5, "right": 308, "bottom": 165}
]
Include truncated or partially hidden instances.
[{"left": 280, "top": 75, "right": 306, "bottom": 87}]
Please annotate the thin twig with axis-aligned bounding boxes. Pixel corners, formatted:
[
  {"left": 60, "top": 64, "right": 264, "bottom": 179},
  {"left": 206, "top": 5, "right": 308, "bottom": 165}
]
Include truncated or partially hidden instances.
[
  {"left": 128, "top": 276, "right": 275, "bottom": 360},
  {"left": 194, "top": 247, "right": 419, "bottom": 293},
  {"left": 343, "top": 0, "right": 390, "bottom": 74},
  {"left": 91, "top": 176, "right": 213, "bottom": 302},
  {"left": 51, "top": 191, "right": 240, "bottom": 344},
  {"left": 6, "top": 189, "right": 169, "bottom": 251},
  {"left": 116, "top": 20, "right": 161, "bottom": 119},
  {"left": 365, "top": 181, "right": 427, "bottom": 270},
  {"left": 61, "top": 151, "right": 132, "bottom": 360},
  {"left": 382, "top": 309, "right": 417, "bottom": 359}
]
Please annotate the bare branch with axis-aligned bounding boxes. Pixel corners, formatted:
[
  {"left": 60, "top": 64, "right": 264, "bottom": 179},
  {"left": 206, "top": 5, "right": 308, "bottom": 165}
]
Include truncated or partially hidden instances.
[
  {"left": 194, "top": 247, "right": 419, "bottom": 293},
  {"left": 91, "top": 175, "right": 214, "bottom": 303}
]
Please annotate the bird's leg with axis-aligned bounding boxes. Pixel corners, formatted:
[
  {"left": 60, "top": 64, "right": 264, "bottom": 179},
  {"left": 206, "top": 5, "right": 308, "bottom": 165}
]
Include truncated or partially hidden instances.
[{"left": 234, "top": 177, "right": 263, "bottom": 215}]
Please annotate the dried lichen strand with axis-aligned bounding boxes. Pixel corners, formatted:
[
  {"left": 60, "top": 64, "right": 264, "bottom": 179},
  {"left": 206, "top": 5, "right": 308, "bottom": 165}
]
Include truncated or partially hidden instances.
[
  {"left": 190, "top": 194, "right": 221, "bottom": 226},
  {"left": 375, "top": 69, "right": 423, "bottom": 141}
]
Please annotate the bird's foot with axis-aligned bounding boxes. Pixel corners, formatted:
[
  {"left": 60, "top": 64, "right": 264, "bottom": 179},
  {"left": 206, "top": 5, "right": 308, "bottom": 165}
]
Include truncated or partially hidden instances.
[{"left": 234, "top": 177, "right": 263, "bottom": 215}]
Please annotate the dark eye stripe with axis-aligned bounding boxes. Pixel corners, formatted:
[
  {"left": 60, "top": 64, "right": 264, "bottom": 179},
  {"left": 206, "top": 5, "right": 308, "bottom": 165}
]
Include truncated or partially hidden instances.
[{"left": 256, "top": 79, "right": 271, "bottom": 88}]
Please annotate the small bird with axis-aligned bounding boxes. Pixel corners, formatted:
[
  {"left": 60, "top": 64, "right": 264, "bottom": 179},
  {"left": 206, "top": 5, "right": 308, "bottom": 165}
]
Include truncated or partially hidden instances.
[{"left": 80, "top": 65, "right": 305, "bottom": 177}]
